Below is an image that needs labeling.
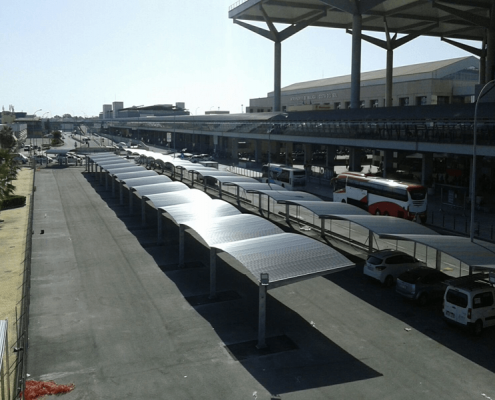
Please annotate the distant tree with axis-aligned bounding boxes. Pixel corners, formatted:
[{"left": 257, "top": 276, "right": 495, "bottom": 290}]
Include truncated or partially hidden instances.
[
  {"left": 0, "top": 148, "right": 18, "bottom": 207},
  {"left": 62, "top": 113, "right": 72, "bottom": 119},
  {"left": 53, "top": 131, "right": 62, "bottom": 140},
  {"left": 0, "top": 126, "right": 16, "bottom": 150}
]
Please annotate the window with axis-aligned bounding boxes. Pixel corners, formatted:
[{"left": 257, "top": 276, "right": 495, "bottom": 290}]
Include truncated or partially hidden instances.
[
  {"left": 371, "top": 100, "right": 379, "bottom": 108},
  {"left": 345, "top": 102, "right": 351, "bottom": 109},
  {"left": 473, "top": 292, "right": 494, "bottom": 308},
  {"left": 334, "top": 102, "right": 341, "bottom": 110},
  {"left": 416, "top": 96, "right": 427, "bottom": 106},
  {"left": 437, "top": 96, "right": 450, "bottom": 105},
  {"left": 360, "top": 100, "right": 365, "bottom": 108},
  {"left": 399, "top": 97, "right": 410, "bottom": 106},
  {"left": 446, "top": 290, "right": 468, "bottom": 308},
  {"left": 278, "top": 170, "right": 290, "bottom": 183}
]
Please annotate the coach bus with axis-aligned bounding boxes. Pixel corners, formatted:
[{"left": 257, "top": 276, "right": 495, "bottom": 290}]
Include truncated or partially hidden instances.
[
  {"left": 332, "top": 171, "right": 427, "bottom": 223},
  {"left": 261, "top": 163, "right": 306, "bottom": 190}
]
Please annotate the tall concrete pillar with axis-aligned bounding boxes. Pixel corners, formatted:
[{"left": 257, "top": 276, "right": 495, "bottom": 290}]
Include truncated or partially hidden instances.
[
  {"left": 325, "top": 145, "right": 337, "bottom": 178},
  {"left": 348, "top": 148, "right": 362, "bottom": 172},
  {"left": 285, "top": 142, "right": 293, "bottom": 165},
  {"left": 274, "top": 41, "right": 282, "bottom": 112},
  {"left": 421, "top": 153, "right": 434, "bottom": 187},
  {"left": 382, "top": 150, "right": 394, "bottom": 178},
  {"left": 350, "top": 13, "right": 362, "bottom": 109},
  {"left": 231, "top": 139, "right": 239, "bottom": 161},
  {"left": 255, "top": 140, "right": 262, "bottom": 163}
]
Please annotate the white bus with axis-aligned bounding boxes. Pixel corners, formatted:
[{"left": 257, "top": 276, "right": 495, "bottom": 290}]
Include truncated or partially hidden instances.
[
  {"left": 261, "top": 163, "right": 306, "bottom": 190},
  {"left": 332, "top": 171, "right": 427, "bottom": 223}
]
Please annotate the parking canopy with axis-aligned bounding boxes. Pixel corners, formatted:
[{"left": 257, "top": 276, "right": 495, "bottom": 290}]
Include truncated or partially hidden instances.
[
  {"left": 380, "top": 234, "right": 495, "bottom": 270},
  {"left": 215, "top": 232, "right": 355, "bottom": 288}
]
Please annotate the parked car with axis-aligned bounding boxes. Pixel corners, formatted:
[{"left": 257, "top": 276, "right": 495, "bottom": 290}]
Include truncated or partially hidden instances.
[
  {"left": 363, "top": 249, "right": 427, "bottom": 287},
  {"left": 443, "top": 273, "right": 495, "bottom": 335},
  {"left": 13, "top": 153, "right": 30, "bottom": 164},
  {"left": 32, "top": 155, "right": 53, "bottom": 164},
  {"left": 396, "top": 267, "right": 450, "bottom": 305}
]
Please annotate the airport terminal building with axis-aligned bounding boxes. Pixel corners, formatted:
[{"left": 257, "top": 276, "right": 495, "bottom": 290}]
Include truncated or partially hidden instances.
[{"left": 248, "top": 56, "right": 480, "bottom": 113}]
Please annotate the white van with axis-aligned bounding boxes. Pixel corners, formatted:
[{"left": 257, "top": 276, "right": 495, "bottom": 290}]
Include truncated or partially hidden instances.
[{"left": 443, "top": 273, "right": 495, "bottom": 335}]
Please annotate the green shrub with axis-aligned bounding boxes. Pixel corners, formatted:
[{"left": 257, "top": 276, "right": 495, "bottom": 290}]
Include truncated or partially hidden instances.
[{"left": 1, "top": 195, "right": 26, "bottom": 210}]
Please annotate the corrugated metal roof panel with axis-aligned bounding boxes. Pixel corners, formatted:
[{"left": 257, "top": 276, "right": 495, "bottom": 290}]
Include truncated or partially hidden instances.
[
  {"left": 214, "top": 233, "right": 355, "bottom": 287},
  {"left": 149, "top": 189, "right": 210, "bottom": 208},
  {"left": 183, "top": 214, "right": 283, "bottom": 247},
  {"left": 122, "top": 175, "right": 172, "bottom": 187},
  {"left": 283, "top": 200, "right": 370, "bottom": 217},
  {"left": 163, "top": 199, "right": 241, "bottom": 226},
  {"left": 105, "top": 165, "right": 146, "bottom": 174},
  {"left": 134, "top": 182, "right": 189, "bottom": 197},
  {"left": 252, "top": 190, "right": 322, "bottom": 202},
  {"left": 382, "top": 234, "right": 495, "bottom": 269},
  {"left": 113, "top": 170, "right": 158, "bottom": 181}
]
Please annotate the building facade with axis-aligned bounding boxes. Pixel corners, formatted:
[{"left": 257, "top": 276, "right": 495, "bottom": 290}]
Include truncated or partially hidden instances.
[{"left": 248, "top": 56, "right": 480, "bottom": 113}]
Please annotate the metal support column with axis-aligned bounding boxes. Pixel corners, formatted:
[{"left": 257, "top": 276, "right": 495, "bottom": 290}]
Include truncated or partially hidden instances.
[
  {"left": 274, "top": 40, "right": 282, "bottom": 111},
  {"left": 157, "top": 209, "right": 162, "bottom": 244},
  {"left": 179, "top": 225, "right": 185, "bottom": 267},
  {"left": 209, "top": 248, "right": 217, "bottom": 299},
  {"left": 141, "top": 198, "right": 146, "bottom": 227}
]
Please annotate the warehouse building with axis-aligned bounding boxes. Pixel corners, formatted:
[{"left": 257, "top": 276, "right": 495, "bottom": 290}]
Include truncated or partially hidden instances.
[{"left": 248, "top": 56, "right": 480, "bottom": 113}]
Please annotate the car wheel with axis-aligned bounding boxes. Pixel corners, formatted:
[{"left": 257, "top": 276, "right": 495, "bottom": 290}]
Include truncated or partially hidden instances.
[
  {"left": 417, "top": 293, "right": 428, "bottom": 306},
  {"left": 384, "top": 275, "right": 394, "bottom": 287},
  {"left": 375, "top": 210, "right": 381, "bottom": 215},
  {"left": 473, "top": 320, "right": 483, "bottom": 336}
]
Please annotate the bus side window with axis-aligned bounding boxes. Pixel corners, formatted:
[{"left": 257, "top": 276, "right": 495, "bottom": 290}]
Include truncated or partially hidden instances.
[
  {"left": 278, "top": 170, "right": 290, "bottom": 183},
  {"left": 335, "top": 178, "right": 346, "bottom": 191}
]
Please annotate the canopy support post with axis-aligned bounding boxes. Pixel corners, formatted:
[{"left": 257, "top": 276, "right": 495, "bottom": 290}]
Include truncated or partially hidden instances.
[
  {"left": 179, "top": 225, "right": 185, "bottom": 267},
  {"left": 157, "top": 209, "right": 162, "bottom": 244},
  {"left": 141, "top": 198, "right": 146, "bottom": 227},
  {"left": 209, "top": 248, "right": 217, "bottom": 299},
  {"left": 257, "top": 283, "right": 268, "bottom": 349}
]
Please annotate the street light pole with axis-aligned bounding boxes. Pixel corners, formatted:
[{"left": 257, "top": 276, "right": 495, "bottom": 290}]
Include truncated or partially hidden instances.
[{"left": 470, "top": 80, "right": 495, "bottom": 242}]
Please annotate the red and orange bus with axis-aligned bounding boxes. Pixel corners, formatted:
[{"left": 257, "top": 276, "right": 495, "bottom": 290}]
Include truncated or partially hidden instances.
[{"left": 332, "top": 172, "right": 427, "bottom": 223}]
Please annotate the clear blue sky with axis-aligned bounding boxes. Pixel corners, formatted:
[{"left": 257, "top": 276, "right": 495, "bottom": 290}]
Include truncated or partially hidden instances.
[{"left": 2, "top": 0, "right": 478, "bottom": 117}]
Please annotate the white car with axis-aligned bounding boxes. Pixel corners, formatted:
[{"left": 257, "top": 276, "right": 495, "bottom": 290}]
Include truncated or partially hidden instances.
[
  {"left": 363, "top": 249, "right": 427, "bottom": 287},
  {"left": 14, "top": 153, "right": 30, "bottom": 164}
]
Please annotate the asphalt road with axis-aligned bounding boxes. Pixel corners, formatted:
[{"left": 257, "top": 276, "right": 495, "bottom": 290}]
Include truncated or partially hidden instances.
[{"left": 27, "top": 165, "right": 495, "bottom": 399}]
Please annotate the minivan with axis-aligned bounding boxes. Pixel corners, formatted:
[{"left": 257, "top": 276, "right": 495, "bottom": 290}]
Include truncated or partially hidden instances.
[{"left": 443, "top": 273, "right": 495, "bottom": 335}]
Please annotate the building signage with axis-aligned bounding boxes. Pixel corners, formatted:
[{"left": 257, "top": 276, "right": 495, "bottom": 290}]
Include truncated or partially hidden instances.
[{"left": 289, "top": 92, "right": 337, "bottom": 103}]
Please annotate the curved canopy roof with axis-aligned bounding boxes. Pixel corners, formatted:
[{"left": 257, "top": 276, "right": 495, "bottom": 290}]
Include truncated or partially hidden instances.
[
  {"left": 182, "top": 214, "right": 283, "bottom": 247},
  {"left": 162, "top": 199, "right": 242, "bottom": 226},
  {"left": 121, "top": 175, "right": 172, "bottom": 187},
  {"left": 148, "top": 189, "right": 211, "bottom": 209},
  {"left": 133, "top": 182, "right": 189, "bottom": 197},
  {"left": 248, "top": 190, "right": 322, "bottom": 202},
  {"left": 104, "top": 165, "right": 146, "bottom": 174},
  {"left": 112, "top": 170, "right": 158, "bottom": 181},
  {"left": 282, "top": 200, "right": 370, "bottom": 218},
  {"left": 381, "top": 234, "right": 495, "bottom": 270},
  {"left": 223, "top": 182, "right": 286, "bottom": 191},
  {"left": 214, "top": 232, "right": 355, "bottom": 288}
]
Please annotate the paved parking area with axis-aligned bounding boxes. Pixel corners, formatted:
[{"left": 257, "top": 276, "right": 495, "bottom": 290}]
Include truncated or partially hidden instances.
[{"left": 27, "top": 166, "right": 495, "bottom": 399}]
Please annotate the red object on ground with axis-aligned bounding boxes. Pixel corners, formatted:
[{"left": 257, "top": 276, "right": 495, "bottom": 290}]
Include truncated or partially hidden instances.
[{"left": 23, "top": 380, "right": 75, "bottom": 400}]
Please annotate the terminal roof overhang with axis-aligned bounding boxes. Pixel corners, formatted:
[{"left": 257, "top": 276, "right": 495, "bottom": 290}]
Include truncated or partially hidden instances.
[{"left": 229, "top": 0, "right": 491, "bottom": 42}]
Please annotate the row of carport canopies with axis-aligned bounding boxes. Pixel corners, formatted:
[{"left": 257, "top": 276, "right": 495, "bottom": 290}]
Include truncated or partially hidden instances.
[
  {"left": 121, "top": 148, "right": 495, "bottom": 273},
  {"left": 86, "top": 152, "right": 354, "bottom": 348},
  {"left": 86, "top": 151, "right": 495, "bottom": 346}
]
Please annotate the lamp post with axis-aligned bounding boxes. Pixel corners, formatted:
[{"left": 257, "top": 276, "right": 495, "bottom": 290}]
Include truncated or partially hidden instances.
[{"left": 470, "top": 80, "right": 495, "bottom": 243}]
